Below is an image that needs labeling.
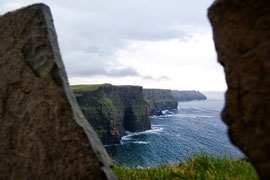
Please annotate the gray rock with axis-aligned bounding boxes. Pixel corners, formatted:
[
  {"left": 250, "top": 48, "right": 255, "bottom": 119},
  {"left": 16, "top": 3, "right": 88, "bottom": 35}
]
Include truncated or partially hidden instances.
[
  {"left": 208, "top": 0, "right": 270, "bottom": 179},
  {"left": 0, "top": 4, "right": 116, "bottom": 180}
]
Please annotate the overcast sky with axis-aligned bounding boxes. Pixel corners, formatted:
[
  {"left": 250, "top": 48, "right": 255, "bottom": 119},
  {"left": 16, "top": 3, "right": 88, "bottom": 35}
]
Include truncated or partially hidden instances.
[{"left": 0, "top": 0, "right": 226, "bottom": 91}]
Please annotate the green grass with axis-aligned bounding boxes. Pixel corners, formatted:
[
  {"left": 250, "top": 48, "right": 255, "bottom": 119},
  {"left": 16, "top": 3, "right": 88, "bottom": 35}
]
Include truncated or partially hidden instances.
[
  {"left": 71, "top": 83, "right": 112, "bottom": 91},
  {"left": 113, "top": 153, "right": 259, "bottom": 180}
]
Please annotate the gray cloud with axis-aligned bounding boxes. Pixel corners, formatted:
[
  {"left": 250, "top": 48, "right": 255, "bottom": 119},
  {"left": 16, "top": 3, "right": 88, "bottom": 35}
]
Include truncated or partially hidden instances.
[
  {"left": 143, "top": 75, "right": 172, "bottom": 82},
  {"left": 0, "top": 0, "right": 214, "bottom": 79},
  {"left": 109, "top": 67, "right": 140, "bottom": 77},
  {"left": 63, "top": 50, "right": 140, "bottom": 78},
  {"left": 143, "top": 75, "right": 155, "bottom": 81},
  {"left": 156, "top": 76, "right": 172, "bottom": 81}
]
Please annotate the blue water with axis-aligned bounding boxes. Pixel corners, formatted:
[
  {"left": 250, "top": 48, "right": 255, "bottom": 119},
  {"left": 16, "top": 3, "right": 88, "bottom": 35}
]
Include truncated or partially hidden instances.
[{"left": 105, "top": 92, "right": 244, "bottom": 166}]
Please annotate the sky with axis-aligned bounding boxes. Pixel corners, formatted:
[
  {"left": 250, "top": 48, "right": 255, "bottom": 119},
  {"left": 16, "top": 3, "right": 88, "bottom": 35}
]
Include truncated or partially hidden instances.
[{"left": 0, "top": 0, "right": 227, "bottom": 91}]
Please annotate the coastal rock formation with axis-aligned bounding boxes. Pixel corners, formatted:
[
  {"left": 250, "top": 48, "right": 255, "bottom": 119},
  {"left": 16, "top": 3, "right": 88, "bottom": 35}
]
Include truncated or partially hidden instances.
[
  {"left": 208, "top": 1, "right": 270, "bottom": 179},
  {"left": 73, "top": 84, "right": 150, "bottom": 145},
  {"left": 0, "top": 4, "right": 116, "bottom": 180},
  {"left": 143, "top": 89, "right": 178, "bottom": 116},
  {"left": 172, "top": 90, "right": 207, "bottom": 102}
]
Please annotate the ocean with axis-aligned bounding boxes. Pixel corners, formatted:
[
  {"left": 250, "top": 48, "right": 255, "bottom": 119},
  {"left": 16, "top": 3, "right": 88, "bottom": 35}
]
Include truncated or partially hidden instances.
[{"left": 105, "top": 92, "right": 244, "bottom": 166}]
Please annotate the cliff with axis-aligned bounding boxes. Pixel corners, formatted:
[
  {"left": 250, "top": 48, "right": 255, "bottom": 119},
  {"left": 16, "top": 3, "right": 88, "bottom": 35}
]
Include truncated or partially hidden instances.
[
  {"left": 143, "top": 89, "right": 178, "bottom": 116},
  {"left": 172, "top": 90, "right": 207, "bottom": 102},
  {"left": 72, "top": 84, "right": 150, "bottom": 145}
]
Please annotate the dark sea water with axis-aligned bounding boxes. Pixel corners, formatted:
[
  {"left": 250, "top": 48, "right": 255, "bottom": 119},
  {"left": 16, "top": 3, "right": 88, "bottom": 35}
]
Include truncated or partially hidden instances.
[{"left": 105, "top": 92, "right": 244, "bottom": 166}]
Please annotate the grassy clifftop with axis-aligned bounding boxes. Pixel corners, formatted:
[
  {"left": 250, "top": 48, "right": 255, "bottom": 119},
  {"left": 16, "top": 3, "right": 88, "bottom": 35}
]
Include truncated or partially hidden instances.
[
  {"left": 172, "top": 90, "right": 207, "bottom": 101},
  {"left": 71, "top": 83, "right": 111, "bottom": 91},
  {"left": 113, "top": 153, "right": 258, "bottom": 180},
  {"left": 71, "top": 83, "right": 150, "bottom": 145},
  {"left": 71, "top": 83, "right": 142, "bottom": 91}
]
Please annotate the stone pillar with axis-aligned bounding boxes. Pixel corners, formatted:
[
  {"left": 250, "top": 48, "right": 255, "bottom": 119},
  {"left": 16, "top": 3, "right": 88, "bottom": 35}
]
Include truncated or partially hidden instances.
[
  {"left": 208, "top": 0, "right": 270, "bottom": 179},
  {"left": 0, "top": 4, "right": 116, "bottom": 180}
]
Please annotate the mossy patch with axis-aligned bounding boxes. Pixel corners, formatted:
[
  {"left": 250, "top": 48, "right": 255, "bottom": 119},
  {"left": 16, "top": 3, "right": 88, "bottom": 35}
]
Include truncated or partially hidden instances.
[
  {"left": 79, "top": 96, "right": 116, "bottom": 140},
  {"left": 95, "top": 128, "right": 107, "bottom": 136},
  {"left": 96, "top": 96, "right": 115, "bottom": 116}
]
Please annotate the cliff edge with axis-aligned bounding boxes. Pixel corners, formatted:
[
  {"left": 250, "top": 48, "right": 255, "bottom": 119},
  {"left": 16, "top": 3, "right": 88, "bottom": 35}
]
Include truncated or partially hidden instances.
[
  {"left": 72, "top": 84, "right": 150, "bottom": 145},
  {"left": 172, "top": 90, "right": 207, "bottom": 102},
  {"left": 143, "top": 89, "right": 178, "bottom": 116}
]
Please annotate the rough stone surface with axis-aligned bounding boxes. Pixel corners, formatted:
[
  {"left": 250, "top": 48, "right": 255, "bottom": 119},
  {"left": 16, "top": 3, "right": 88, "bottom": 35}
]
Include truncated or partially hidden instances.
[
  {"left": 73, "top": 84, "right": 150, "bottom": 145},
  {"left": 208, "top": 1, "right": 270, "bottom": 179},
  {"left": 143, "top": 89, "right": 178, "bottom": 116},
  {"left": 0, "top": 4, "right": 116, "bottom": 180}
]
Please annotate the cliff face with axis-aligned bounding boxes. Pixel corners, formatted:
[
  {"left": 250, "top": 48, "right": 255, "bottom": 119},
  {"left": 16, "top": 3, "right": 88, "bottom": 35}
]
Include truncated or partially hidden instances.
[
  {"left": 73, "top": 84, "right": 150, "bottom": 145},
  {"left": 208, "top": 0, "right": 270, "bottom": 179},
  {"left": 0, "top": 4, "right": 116, "bottom": 179},
  {"left": 143, "top": 89, "right": 178, "bottom": 116},
  {"left": 172, "top": 90, "right": 207, "bottom": 102}
]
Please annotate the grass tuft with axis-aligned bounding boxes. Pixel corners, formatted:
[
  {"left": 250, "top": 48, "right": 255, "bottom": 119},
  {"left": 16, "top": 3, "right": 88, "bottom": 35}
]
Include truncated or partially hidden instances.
[{"left": 113, "top": 153, "right": 259, "bottom": 180}]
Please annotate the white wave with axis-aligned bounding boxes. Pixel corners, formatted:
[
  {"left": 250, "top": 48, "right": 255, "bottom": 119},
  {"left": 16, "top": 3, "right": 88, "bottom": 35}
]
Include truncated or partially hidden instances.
[
  {"left": 161, "top": 109, "right": 176, "bottom": 115},
  {"left": 119, "top": 127, "right": 164, "bottom": 145},
  {"left": 141, "top": 127, "right": 164, "bottom": 134},
  {"left": 151, "top": 125, "right": 168, "bottom": 127},
  {"left": 132, "top": 141, "right": 149, "bottom": 144},
  {"left": 165, "top": 114, "right": 212, "bottom": 118},
  {"left": 123, "top": 127, "right": 164, "bottom": 138},
  {"left": 120, "top": 139, "right": 149, "bottom": 145},
  {"left": 121, "top": 133, "right": 136, "bottom": 141},
  {"left": 162, "top": 110, "right": 169, "bottom": 114},
  {"left": 184, "top": 114, "right": 212, "bottom": 118},
  {"left": 199, "top": 115, "right": 212, "bottom": 118}
]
